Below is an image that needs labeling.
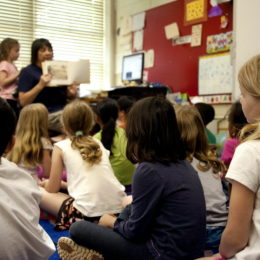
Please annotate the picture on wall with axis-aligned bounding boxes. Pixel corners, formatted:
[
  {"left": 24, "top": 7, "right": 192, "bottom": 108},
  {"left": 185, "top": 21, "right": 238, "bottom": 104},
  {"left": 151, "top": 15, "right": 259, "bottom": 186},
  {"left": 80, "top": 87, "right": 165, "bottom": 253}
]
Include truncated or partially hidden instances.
[{"left": 184, "top": 0, "right": 207, "bottom": 26}]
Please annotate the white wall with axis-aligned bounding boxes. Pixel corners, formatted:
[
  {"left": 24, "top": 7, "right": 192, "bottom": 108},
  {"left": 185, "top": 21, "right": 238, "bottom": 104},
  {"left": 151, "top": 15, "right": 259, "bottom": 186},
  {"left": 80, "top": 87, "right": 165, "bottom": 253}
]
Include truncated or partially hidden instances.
[{"left": 233, "top": 0, "right": 260, "bottom": 100}]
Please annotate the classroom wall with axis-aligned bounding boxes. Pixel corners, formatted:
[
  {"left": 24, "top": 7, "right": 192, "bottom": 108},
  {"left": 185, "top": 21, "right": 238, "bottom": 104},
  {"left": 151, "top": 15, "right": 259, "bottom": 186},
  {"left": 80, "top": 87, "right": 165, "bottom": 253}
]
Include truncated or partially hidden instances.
[
  {"left": 115, "top": 0, "right": 176, "bottom": 85},
  {"left": 115, "top": 0, "right": 232, "bottom": 135},
  {"left": 115, "top": 0, "right": 233, "bottom": 97},
  {"left": 233, "top": 0, "right": 260, "bottom": 100}
]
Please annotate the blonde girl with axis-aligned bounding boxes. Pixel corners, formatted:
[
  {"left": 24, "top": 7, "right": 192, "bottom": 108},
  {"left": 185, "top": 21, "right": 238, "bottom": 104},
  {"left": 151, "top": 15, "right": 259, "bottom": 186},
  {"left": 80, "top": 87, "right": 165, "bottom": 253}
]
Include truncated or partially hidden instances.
[
  {"left": 208, "top": 54, "right": 260, "bottom": 259},
  {"left": 197, "top": 56, "right": 260, "bottom": 260},
  {"left": 40, "top": 100, "right": 126, "bottom": 230},
  {"left": 7, "top": 103, "right": 52, "bottom": 181},
  {"left": 0, "top": 38, "right": 20, "bottom": 116},
  {"left": 175, "top": 105, "right": 228, "bottom": 253}
]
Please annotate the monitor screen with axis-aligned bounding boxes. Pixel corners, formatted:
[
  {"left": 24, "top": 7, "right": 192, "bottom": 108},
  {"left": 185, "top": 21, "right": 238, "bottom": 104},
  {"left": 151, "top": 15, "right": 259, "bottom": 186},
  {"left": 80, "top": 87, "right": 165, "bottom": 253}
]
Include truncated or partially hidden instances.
[{"left": 122, "top": 53, "right": 144, "bottom": 83}]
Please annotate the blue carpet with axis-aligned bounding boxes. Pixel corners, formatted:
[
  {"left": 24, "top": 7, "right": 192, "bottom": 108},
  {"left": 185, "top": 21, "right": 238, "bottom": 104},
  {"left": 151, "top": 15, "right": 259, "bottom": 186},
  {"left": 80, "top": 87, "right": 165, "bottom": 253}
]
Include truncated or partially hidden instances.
[{"left": 39, "top": 219, "right": 70, "bottom": 260}]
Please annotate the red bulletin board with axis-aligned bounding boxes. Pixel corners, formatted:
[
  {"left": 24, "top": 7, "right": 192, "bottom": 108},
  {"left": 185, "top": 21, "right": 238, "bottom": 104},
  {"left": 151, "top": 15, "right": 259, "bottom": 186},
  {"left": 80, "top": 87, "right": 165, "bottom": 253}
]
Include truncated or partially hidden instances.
[{"left": 142, "top": 0, "right": 233, "bottom": 96}]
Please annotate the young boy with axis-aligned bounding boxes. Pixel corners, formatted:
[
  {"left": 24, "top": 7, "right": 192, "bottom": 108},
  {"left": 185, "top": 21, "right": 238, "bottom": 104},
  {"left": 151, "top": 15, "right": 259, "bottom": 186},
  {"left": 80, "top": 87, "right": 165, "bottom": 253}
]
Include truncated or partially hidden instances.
[{"left": 0, "top": 98, "right": 55, "bottom": 259}]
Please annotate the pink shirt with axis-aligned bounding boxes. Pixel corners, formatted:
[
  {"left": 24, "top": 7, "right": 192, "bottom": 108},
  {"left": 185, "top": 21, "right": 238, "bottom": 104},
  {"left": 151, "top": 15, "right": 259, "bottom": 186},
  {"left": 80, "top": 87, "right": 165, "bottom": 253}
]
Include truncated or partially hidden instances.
[
  {"left": 0, "top": 61, "right": 18, "bottom": 100},
  {"left": 221, "top": 138, "right": 239, "bottom": 165}
]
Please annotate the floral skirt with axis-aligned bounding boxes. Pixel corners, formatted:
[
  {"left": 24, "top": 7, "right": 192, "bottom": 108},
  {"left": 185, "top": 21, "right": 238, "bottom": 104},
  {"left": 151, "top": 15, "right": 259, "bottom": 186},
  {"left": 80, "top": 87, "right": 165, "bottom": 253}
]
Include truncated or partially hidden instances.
[{"left": 55, "top": 197, "right": 100, "bottom": 231}]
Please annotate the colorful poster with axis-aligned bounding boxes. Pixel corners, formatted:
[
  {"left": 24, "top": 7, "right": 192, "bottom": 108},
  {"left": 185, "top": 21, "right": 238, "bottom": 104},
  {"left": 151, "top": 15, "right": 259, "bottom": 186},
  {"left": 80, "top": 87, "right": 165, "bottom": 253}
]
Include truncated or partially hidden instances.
[{"left": 206, "top": 31, "right": 232, "bottom": 53}]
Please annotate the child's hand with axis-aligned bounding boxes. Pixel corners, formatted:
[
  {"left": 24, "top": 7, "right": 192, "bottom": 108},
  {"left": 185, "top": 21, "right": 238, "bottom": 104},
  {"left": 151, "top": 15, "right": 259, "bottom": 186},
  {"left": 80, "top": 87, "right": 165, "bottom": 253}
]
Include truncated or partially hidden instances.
[
  {"left": 38, "top": 178, "right": 48, "bottom": 188},
  {"left": 122, "top": 195, "right": 133, "bottom": 208},
  {"left": 98, "top": 214, "right": 117, "bottom": 228}
]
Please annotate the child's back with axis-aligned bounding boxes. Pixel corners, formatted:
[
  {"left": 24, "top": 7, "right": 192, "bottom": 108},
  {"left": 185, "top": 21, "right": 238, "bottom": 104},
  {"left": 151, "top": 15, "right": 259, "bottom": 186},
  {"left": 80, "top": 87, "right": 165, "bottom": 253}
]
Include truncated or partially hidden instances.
[
  {"left": 0, "top": 158, "right": 55, "bottom": 259},
  {"left": 95, "top": 98, "right": 135, "bottom": 187},
  {"left": 176, "top": 105, "right": 228, "bottom": 252},
  {"left": 56, "top": 137, "right": 125, "bottom": 216},
  {"left": 0, "top": 98, "right": 55, "bottom": 259}
]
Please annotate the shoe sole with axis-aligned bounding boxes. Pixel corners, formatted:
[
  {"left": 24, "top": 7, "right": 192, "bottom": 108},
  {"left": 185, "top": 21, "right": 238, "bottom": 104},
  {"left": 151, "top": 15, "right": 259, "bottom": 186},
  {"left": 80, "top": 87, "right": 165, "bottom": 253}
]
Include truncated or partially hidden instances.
[{"left": 57, "top": 237, "right": 104, "bottom": 260}]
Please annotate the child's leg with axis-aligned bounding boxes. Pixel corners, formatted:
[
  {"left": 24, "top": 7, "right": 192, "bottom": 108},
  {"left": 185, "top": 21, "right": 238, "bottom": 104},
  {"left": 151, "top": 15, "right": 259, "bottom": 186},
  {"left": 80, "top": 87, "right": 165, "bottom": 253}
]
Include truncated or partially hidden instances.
[
  {"left": 39, "top": 187, "right": 69, "bottom": 217},
  {"left": 69, "top": 220, "right": 152, "bottom": 260}
]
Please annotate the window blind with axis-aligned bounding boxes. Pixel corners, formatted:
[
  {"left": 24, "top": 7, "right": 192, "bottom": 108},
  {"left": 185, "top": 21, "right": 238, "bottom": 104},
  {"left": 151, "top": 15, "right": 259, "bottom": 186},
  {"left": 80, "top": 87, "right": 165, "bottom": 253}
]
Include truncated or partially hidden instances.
[
  {"left": 0, "top": 0, "right": 105, "bottom": 90},
  {"left": 0, "top": 0, "right": 33, "bottom": 68}
]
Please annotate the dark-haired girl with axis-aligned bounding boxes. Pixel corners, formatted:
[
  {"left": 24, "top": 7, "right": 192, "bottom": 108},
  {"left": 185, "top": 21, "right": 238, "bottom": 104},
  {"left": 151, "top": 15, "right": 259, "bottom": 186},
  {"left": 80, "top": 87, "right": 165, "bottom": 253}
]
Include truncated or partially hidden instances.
[
  {"left": 94, "top": 98, "right": 135, "bottom": 190},
  {"left": 221, "top": 101, "right": 247, "bottom": 168},
  {"left": 57, "top": 97, "right": 206, "bottom": 260}
]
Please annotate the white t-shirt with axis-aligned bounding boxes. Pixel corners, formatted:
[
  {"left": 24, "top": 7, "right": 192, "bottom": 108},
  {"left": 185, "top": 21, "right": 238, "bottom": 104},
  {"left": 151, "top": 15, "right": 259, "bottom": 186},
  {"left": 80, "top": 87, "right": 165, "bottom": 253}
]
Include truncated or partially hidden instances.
[
  {"left": 191, "top": 158, "right": 228, "bottom": 226},
  {"left": 0, "top": 157, "right": 55, "bottom": 260},
  {"left": 226, "top": 140, "right": 260, "bottom": 260},
  {"left": 55, "top": 138, "right": 126, "bottom": 217}
]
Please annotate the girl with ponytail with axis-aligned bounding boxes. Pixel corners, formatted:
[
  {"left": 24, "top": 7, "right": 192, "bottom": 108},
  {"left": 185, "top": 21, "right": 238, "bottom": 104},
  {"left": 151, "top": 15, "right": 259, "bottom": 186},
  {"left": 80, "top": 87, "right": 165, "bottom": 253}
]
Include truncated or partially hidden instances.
[
  {"left": 40, "top": 100, "right": 126, "bottom": 230},
  {"left": 94, "top": 98, "right": 135, "bottom": 191}
]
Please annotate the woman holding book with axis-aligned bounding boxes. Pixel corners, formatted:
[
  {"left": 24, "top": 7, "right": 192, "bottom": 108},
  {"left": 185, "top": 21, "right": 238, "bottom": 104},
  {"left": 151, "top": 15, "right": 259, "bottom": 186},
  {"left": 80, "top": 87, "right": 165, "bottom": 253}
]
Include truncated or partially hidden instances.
[{"left": 18, "top": 38, "right": 77, "bottom": 113}]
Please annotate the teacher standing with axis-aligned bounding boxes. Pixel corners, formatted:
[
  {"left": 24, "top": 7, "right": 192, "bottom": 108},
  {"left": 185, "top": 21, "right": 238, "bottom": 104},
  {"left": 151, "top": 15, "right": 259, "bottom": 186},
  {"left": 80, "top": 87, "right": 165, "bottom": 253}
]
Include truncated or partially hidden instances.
[{"left": 18, "top": 38, "right": 77, "bottom": 113}]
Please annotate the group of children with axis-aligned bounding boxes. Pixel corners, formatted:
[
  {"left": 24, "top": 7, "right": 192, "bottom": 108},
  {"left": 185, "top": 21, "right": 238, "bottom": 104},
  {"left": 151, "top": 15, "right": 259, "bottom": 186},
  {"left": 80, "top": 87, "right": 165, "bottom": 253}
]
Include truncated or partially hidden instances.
[{"left": 1, "top": 35, "right": 260, "bottom": 259}]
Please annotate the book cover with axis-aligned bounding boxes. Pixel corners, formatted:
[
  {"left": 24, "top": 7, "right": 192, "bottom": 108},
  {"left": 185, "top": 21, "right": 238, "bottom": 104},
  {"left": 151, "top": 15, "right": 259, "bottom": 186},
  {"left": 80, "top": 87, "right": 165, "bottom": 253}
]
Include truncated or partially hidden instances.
[{"left": 42, "top": 60, "right": 90, "bottom": 87}]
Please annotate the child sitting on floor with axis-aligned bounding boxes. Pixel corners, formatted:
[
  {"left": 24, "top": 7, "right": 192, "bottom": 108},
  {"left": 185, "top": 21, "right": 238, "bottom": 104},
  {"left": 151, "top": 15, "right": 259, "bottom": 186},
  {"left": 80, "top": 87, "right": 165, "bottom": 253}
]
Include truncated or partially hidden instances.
[
  {"left": 7, "top": 103, "right": 52, "bottom": 181},
  {"left": 221, "top": 101, "right": 247, "bottom": 168},
  {"left": 0, "top": 98, "right": 55, "bottom": 259},
  {"left": 94, "top": 98, "right": 135, "bottom": 192},
  {"left": 57, "top": 97, "right": 206, "bottom": 260},
  {"left": 40, "top": 100, "right": 126, "bottom": 230},
  {"left": 176, "top": 105, "right": 228, "bottom": 254}
]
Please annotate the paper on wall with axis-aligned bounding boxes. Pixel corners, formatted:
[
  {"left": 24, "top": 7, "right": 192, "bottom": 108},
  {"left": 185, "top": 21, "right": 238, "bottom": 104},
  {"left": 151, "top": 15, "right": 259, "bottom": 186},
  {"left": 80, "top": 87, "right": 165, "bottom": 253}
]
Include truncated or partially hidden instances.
[
  {"left": 132, "top": 12, "right": 145, "bottom": 32},
  {"left": 133, "top": 30, "right": 143, "bottom": 51},
  {"left": 173, "top": 35, "right": 192, "bottom": 45},
  {"left": 120, "top": 16, "right": 132, "bottom": 36},
  {"left": 119, "top": 33, "right": 132, "bottom": 46},
  {"left": 164, "top": 22, "right": 179, "bottom": 40},
  {"left": 144, "top": 49, "right": 154, "bottom": 68},
  {"left": 191, "top": 24, "right": 202, "bottom": 47}
]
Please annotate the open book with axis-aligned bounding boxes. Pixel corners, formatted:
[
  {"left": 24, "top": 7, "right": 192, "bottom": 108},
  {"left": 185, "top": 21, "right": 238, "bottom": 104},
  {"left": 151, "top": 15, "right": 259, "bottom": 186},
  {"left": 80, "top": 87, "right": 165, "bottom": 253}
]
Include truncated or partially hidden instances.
[{"left": 42, "top": 60, "right": 90, "bottom": 87}]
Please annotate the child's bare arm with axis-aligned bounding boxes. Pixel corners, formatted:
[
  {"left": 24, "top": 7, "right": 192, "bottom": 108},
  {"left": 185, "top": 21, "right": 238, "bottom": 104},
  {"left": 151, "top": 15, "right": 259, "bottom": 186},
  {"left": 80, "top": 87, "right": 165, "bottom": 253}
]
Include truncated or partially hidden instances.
[
  {"left": 41, "top": 149, "right": 52, "bottom": 178},
  {"left": 219, "top": 180, "right": 254, "bottom": 258},
  {"left": 0, "top": 70, "right": 20, "bottom": 88},
  {"left": 43, "top": 146, "right": 63, "bottom": 193}
]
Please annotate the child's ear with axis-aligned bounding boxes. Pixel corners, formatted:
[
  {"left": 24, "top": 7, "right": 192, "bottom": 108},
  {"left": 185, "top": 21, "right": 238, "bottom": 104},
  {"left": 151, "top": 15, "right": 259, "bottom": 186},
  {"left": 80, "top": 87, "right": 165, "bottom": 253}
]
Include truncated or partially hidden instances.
[{"left": 3, "top": 135, "right": 15, "bottom": 155}]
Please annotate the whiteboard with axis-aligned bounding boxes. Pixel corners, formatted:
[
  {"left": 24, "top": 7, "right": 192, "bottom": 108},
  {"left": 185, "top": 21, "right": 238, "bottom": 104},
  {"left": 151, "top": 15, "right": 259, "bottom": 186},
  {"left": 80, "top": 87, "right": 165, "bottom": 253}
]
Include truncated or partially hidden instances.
[{"left": 198, "top": 53, "right": 233, "bottom": 95}]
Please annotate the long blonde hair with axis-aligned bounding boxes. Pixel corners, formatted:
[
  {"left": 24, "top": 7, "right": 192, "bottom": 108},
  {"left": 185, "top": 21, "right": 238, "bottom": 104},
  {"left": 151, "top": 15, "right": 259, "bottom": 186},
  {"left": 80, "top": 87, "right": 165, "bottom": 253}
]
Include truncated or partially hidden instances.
[
  {"left": 238, "top": 54, "right": 260, "bottom": 142},
  {"left": 62, "top": 100, "right": 102, "bottom": 166},
  {"left": 7, "top": 103, "right": 49, "bottom": 167},
  {"left": 175, "top": 105, "right": 225, "bottom": 173}
]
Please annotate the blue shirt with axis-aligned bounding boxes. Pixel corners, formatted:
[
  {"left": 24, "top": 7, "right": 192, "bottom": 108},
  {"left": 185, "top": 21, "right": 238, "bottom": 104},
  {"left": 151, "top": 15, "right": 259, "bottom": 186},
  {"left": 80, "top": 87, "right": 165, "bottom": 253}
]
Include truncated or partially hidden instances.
[
  {"left": 18, "top": 64, "right": 67, "bottom": 113},
  {"left": 114, "top": 161, "right": 206, "bottom": 260}
]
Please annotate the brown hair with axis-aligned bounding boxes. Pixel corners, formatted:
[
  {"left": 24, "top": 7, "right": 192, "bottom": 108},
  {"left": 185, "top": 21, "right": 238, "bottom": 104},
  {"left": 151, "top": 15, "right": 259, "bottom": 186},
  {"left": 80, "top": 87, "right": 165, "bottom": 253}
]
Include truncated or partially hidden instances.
[
  {"left": 62, "top": 100, "right": 102, "bottom": 166},
  {"left": 175, "top": 105, "right": 225, "bottom": 173},
  {"left": 125, "top": 97, "right": 186, "bottom": 164},
  {"left": 0, "top": 38, "right": 19, "bottom": 61}
]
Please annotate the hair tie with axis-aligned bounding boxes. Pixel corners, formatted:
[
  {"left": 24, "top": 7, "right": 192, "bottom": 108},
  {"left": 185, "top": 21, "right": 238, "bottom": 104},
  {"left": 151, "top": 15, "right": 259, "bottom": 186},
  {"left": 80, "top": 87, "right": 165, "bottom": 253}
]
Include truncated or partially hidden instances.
[{"left": 75, "top": 131, "right": 83, "bottom": 137}]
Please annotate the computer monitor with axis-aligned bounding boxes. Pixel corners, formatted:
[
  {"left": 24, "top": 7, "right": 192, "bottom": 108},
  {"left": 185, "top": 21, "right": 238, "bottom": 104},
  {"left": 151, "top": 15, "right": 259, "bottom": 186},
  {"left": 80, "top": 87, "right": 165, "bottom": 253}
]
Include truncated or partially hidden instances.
[{"left": 122, "top": 52, "right": 144, "bottom": 83}]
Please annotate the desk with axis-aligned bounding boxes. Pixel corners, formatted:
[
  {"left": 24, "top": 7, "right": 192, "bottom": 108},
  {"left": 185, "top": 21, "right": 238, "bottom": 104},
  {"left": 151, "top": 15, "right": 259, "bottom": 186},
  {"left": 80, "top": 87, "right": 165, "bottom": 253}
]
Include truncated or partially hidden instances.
[{"left": 108, "top": 86, "right": 168, "bottom": 100}]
